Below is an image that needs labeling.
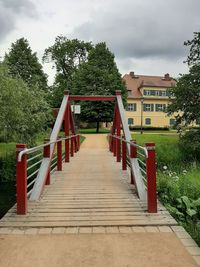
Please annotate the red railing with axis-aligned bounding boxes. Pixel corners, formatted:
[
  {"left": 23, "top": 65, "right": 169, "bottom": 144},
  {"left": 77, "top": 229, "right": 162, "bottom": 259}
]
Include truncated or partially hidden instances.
[
  {"left": 16, "top": 134, "right": 80, "bottom": 215},
  {"left": 109, "top": 135, "right": 157, "bottom": 213}
]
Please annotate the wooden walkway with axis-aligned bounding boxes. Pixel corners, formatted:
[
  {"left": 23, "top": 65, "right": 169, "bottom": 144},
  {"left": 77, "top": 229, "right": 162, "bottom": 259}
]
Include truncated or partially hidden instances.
[{"left": 0, "top": 134, "right": 177, "bottom": 228}]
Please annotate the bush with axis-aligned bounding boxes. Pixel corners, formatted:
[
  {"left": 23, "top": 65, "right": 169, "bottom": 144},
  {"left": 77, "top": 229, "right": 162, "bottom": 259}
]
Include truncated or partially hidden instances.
[
  {"left": 0, "top": 153, "right": 15, "bottom": 183},
  {"left": 179, "top": 129, "right": 200, "bottom": 162}
]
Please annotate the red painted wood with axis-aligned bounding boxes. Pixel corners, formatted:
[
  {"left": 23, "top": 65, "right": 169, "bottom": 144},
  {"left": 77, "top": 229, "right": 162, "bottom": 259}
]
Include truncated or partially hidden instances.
[
  {"left": 43, "top": 139, "right": 50, "bottom": 185},
  {"left": 70, "top": 136, "right": 74, "bottom": 157},
  {"left": 122, "top": 139, "right": 127, "bottom": 170},
  {"left": 113, "top": 136, "right": 116, "bottom": 157},
  {"left": 16, "top": 144, "right": 27, "bottom": 215},
  {"left": 57, "top": 138, "right": 62, "bottom": 171},
  {"left": 64, "top": 104, "right": 70, "bottom": 162},
  {"left": 146, "top": 142, "right": 157, "bottom": 213},
  {"left": 116, "top": 106, "right": 121, "bottom": 162},
  {"left": 115, "top": 90, "right": 121, "bottom": 95},
  {"left": 130, "top": 140, "right": 137, "bottom": 184},
  {"left": 69, "top": 96, "right": 116, "bottom": 101},
  {"left": 78, "top": 135, "right": 81, "bottom": 151}
]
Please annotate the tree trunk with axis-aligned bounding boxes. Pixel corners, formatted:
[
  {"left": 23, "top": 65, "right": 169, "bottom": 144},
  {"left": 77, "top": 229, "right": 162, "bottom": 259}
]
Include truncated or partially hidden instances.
[{"left": 96, "top": 121, "right": 100, "bottom": 133}]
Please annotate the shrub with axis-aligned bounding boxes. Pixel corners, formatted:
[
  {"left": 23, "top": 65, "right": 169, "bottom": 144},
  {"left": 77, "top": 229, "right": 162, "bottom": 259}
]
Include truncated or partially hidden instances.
[
  {"left": 0, "top": 153, "right": 15, "bottom": 183},
  {"left": 179, "top": 129, "right": 200, "bottom": 162}
]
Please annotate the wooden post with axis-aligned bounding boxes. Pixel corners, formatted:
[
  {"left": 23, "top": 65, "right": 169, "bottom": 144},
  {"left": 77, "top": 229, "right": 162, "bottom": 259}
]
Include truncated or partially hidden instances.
[
  {"left": 113, "top": 136, "right": 116, "bottom": 157},
  {"left": 116, "top": 106, "right": 121, "bottom": 162},
  {"left": 146, "top": 142, "right": 157, "bottom": 213},
  {"left": 75, "top": 135, "right": 78, "bottom": 153},
  {"left": 16, "top": 144, "right": 27, "bottom": 215},
  {"left": 130, "top": 140, "right": 137, "bottom": 184},
  {"left": 64, "top": 104, "right": 70, "bottom": 162},
  {"left": 110, "top": 135, "right": 113, "bottom": 153},
  {"left": 71, "top": 136, "right": 74, "bottom": 157},
  {"left": 122, "top": 139, "right": 127, "bottom": 170},
  {"left": 43, "top": 139, "right": 50, "bottom": 185},
  {"left": 57, "top": 137, "right": 62, "bottom": 171}
]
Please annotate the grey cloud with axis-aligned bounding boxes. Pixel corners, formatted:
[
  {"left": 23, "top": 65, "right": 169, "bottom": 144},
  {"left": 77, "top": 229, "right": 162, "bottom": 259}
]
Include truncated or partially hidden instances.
[
  {"left": 71, "top": 0, "right": 200, "bottom": 61},
  {"left": 0, "top": 0, "right": 37, "bottom": 41}
]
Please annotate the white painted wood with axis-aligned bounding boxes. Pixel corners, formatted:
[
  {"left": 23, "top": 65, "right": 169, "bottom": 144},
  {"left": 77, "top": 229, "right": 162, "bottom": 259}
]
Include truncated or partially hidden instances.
[{"left": 116, "top": 95, "right": 147, "bottom": 201}]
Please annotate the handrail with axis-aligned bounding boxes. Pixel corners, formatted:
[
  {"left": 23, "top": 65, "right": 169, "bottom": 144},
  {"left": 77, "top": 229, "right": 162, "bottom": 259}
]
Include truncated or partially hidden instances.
[
  {"left": 18, "top": 134, "right": 79, "bottom": 162},
  {"left": 108, "top": 134, "right": 148, "bottom": 158}
]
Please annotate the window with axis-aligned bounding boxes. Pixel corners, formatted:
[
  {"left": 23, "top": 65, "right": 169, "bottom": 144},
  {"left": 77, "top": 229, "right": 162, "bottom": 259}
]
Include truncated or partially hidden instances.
[
  {"left": 126, "top": 103, "right": 137, "bottom": 111},
  {"left": 128, "top": 118, "right": 134, "bottom": 125},
  {"left": 145, "top": 118, "right": 151, "bottom": 125},
  {"left": 170, "top": 119, "right": 176, "bottom": 126},
  {"left": 144, "top": 90, "right": 151, "bottom": 96},
  {"left": 155, "top": 104, "right": 166, "bottom": 112},
  {"left": 143, "top": 89, "right": 168, "bottom": 97},
  {"left": 128, "top": 90, "right": 132, "bottom": 96},
  {"left": 143, "top": 104, "right": 154, "bottom": 112}
]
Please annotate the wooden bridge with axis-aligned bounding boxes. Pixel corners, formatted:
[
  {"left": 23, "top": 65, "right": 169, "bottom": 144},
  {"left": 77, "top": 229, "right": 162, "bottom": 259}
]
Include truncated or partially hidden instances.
[
  {"left": 0, "top": 134, "right": 176, "bottom": 228},
  {"left": 0, "top": 91, "right": 199, "bottom": 267}
]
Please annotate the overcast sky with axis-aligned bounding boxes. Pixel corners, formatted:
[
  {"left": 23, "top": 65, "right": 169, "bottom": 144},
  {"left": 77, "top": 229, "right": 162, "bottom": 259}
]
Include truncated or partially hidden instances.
[{"left": 0, "top": 0, "right": 199, "bottom": 85}]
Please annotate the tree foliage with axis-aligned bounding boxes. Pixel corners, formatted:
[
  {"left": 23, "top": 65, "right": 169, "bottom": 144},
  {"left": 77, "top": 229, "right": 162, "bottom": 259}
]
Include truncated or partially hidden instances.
[
  {"left": 4, "top": 38, "right": 48, "bottom": 91},
  {"left": 184, "top": 32, "right": 200, "bottom": 66},
  {"left": 43, "top": 36, "right": 92, "bottom": 107},
  {"left": 168, "top": 32, "right": 200, "bottom": 127},
  {"left": 72, "top": 42, "right": 127, "bottom": 132},
  {"left": 0, "top": 64, "right": 51, "bottom": 145}
]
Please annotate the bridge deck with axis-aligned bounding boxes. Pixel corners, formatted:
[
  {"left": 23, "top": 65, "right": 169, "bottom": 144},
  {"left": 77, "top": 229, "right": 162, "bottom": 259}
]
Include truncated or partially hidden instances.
[{"left": 0, "top": 134, "right": 177, "bottom": 228}]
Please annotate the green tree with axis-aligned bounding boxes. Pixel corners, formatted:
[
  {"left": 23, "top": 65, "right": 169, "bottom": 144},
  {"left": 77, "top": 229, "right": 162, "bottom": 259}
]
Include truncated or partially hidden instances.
[
  {"left": 168, "top": 32, "right": 200, "bottom": 126},
  {"left": 72, "top": 42, "right": 127, "bottom": 132},
  {"left": 4, "top": 38, "right": 48, "bottom": 91},
  {"left": 0, "top": 63, "right": 51, "bottom": 145},
  {"left": 43, "top": 36, "right": 92, "bottom": 107},
  {"left": 168, "top": 32, "right": 200, "bottom": 161}
]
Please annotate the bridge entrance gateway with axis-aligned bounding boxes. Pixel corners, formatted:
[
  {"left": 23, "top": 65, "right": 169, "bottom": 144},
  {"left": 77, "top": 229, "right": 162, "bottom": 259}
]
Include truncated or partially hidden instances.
[{"left": 0, "top": 90, "right": 176, "bottom": 227}]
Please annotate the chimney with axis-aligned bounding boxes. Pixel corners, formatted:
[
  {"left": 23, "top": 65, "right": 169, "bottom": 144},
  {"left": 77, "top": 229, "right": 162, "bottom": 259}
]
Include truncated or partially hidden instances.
[
  {"left": 130, "top": 71, "right": 135, "bottom": 78},
  {"left": 164, "top": 73, "right": 170, "bottom": 80}
]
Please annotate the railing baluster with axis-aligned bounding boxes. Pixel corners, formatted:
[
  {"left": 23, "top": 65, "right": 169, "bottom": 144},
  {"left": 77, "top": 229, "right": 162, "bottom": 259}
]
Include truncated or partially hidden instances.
[
  {"left": 16, "top": 144, "right": 27, "bottom": 215},
  {"left": 122, "top": 139, "right": 127, "bottom": 170},
  {"left": 113, "top": 136, "right": 116, "bottom": 157},
  {"left": 130, "top": 140, "right": 137, "bottom": 184},
  {"left": 43, "top": 138, "right": 50, "bottom": 185},
  {"left": 146, "top": 142, "right": 157, "bottom": 213},
  {"left": 57, "top": 137, "right": 62, "bottom": 171},
  {"left": 71, "top": 136, "right": 74, "bottom": 157}
]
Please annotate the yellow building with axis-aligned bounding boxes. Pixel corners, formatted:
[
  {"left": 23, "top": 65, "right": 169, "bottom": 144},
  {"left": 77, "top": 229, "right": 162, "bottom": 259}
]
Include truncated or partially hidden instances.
[{"left": 123, "top": 72, "right": 176, "bottom": 129}]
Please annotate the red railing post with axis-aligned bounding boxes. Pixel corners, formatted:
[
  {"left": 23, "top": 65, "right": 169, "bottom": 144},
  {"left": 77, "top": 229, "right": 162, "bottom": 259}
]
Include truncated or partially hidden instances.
[
  {"left": 75, "top": 135, "right": 78, "bottom": 153},
  {"left": 64, "top": 104, "right": 70, "bottom": 163},
  {"left": 109, "top": 135, "right": 112, "bottom": 152},
  {"left": 113, "top": 136, "right": 117, "bottom": 157},
  {"left": 116, "top": 137, "right": 121, "bottom": 162},
  {"left": 43, "top": 139, "right": 50, "bottom": 185},
  {"left": 57, "top": 137, "right": 62, "bottom": 171},
  {"left": 130, "top": 140, "right": 137, "bottom": 184},
  {"left": 70, "top": 136, "right": 74, "bottom": 157},
  {"left": 76, "top": 135, "right": 80, "bottom": 151},
  {"left": 122, "top": 139, "right": 127, "bottom": 170},
  {"left": 146, "top": 142, "right": 157, "bottom": 213},
  {"left": 16, "top": 144, "right": 27, "bottom": 215}
]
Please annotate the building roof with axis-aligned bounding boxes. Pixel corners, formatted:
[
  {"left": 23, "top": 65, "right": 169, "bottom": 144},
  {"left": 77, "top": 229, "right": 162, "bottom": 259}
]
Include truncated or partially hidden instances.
[{"left": 123, "top": 72, "right": 176, "bottom": 99}]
